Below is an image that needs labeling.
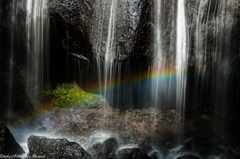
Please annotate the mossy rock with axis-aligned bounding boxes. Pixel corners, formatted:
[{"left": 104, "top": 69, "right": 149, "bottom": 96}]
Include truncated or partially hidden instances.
[
  {"left": 43, "top": 83, "right": 108, "bottom": 109},
  {"left": 134, "top": 109, "right": 150, "bottom": 116}
]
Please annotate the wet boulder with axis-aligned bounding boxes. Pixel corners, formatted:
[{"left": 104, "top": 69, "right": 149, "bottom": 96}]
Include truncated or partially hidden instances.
[
  {"left": 87, "top": 137, "right": 118, "bottom": 159},
  {"left": 116, "top": 148, "right": 151, "bottom": 159},
  {"left": 28, "top": 135, "right": 92, "bottom": 159},
  {"left": 87, "top": 142, "right": 103, "bottom": 158},
  {"left": 177, "top": 154, "right": 200, "bottom": 159},
  {"left": 182, "top": 133, "right": 224, "bottom": 158},
  {"left": 0, "top": 123, "right": 25, "bottom": 155}
]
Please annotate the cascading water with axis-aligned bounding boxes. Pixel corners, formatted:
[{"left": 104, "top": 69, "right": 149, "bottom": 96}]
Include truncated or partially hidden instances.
[
  {"left": 91, "top": 0, "right": 144, "bottom": 110},
  {"left": 91, "top": 0, "right": 118, "bottom": 106},
  {"left": 103, "top": 0, "right": 118, "bottom": 105},
  {"left": 151, "top": 0, "right": 177, "bottom": 112},
  {"left": 192, "top": 0, "right": 235, "bottom": 127},
  {"left": 152, "top": 0, "right": 163, "bottom": 109},
  {"left": 0, "top": 0, "right": 49, "bottom": 124},
  {"left": 176, "top": 0, "right": 187, "bottom": 140},
  {"left": 212, "top": 0, "right": 235, "bottom": 126},
  {"left": 93, "top": 1, "right": 106, "bottom": 95},
  {"left": 151, "top": 0, "right": 187, "bottom": 138},
  {"left": 26, "top": 0, "right": 49, "bottom": 106}
]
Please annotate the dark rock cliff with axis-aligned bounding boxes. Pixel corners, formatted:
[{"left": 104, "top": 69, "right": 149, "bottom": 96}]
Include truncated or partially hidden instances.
[{"left": 48, "top": 0, "right": 240, "bottom": 75}]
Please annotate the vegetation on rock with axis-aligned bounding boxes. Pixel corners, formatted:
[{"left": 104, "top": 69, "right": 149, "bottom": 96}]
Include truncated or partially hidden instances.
[
  {"left": 134, "top": 109, "right": 150, "bottom": 116},
  {"left": 43, "top": 83, "right": 107, "bottom": 109}
]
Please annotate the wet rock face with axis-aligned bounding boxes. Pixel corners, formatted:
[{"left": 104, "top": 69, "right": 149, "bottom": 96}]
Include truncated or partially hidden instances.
[
  {"left": 48, "top": 0, "right": 95, "bottom": 61},
  {"left": 0, "top": 123, "right": 25, "bottom": 155},
  {"left": 48, "top": 0, "right": 240, "bottom": 69},
  {"left": 48, "top": 0, "right": 155, "bottom": 61},
  {"left": 185, "top": 0, "right": 240, "bottom": 68},
  {"left": 90, "top": 0, "right": 147, "bottom": 60},
  {"left": 47, "top": 0, "right": 179, "bottom": 62},
  {"left": 28, "top": 135, "right": 92, "bottom": 159},
  {"left": 131, "top": 0, "right": 154, "bottom": 60},
  {"left": 0, "top": 0, "right": 27, "bottom": 27},
  {"left": 132, "top": 0, "right": 178, "bottom": 63},
  {"left": 49, "top": 0, "right": 94, "bottom": 29}
]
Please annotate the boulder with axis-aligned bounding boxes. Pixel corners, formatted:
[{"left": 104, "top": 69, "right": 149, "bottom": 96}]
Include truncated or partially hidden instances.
[
  {"left": 87, "top": 137, "right": 118, "bottom": 159},
  {"left": 87, "top": 142, "right": 103, "bottom": 158},
  {"left": 182, "top": 133, "right": 224, "bottom": 158},
  {"left": 0, "top": 123, "right": 25, "bottom": 155},
  {"left": 116, "top": 148, "right": 151, "bottom": 159},
  {"left": 28, "top": 135, "right": 92, "bottom": 159},
  {"left": 177, "top": 154, "right": 200, "bottom": 159}
]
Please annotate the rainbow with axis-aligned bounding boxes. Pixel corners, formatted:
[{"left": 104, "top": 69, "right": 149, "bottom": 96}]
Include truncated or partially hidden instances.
[
  {"left": 9, "top": 102, "right": 56, "bottom": 134},
  {"left": 8, "top": 66, "right": 177, "bottom": 134},
  {"left": 85, "top": 66, "right": 177, "bottom": 94}
]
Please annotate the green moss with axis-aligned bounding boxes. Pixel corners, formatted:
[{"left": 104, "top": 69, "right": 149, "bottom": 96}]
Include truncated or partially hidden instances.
[
  {"left": 134, "top": 109, "right": 140, "bottom": 114},
  {"left": 43, "top": 83, "right": 107, "bottom": 109},
  {"left": 134, "top": 109, "right": 150, "bottom": 116},
  {"left": 167, "top": 110, "right": 175, "bottom": 118}
]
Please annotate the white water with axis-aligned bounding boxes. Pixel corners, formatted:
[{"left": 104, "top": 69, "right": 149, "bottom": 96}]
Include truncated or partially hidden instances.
[
  {"left": 151, "top": 0, "right": 176, "bottom": 110},
  {"left": 152, "top": 0, "right": 163, "bottom": 109},
  {"left": 92, "top": 0, "right": 118, "bottom": 104},
  {"left": 105, "top": 0, "right": 117, "bottom": 62},
  {"left": 176, "top": 0, "right": 187, "bottom": 137},
  {"left": 95, "top": 1, "right": 107, "bottom": 95},
  {"left": 26, "top": 0, "right": 49, "bottom": 106},
  {"left": 103, "top": 0, "right": 118, "bottom": 102},
  {"left": 154, "top": 0, "right": 163, "bottom": 65}
]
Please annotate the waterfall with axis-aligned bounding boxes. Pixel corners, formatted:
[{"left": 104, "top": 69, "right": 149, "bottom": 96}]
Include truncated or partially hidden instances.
[
  {"left": 0, "top": 0, "right": 49, "bottom": 123},
  {"left": 94, "top": 1, "right": 106, "bottom": 95},
  {"left": 91, "top": 0, "right": 119, "bottom": 107},
  {"left": 151, "top": 0, "right": 177, "bottom": 111},
  {"left": 1, "top": 0, "right": 240, "bottom": 157},
  {"left": 176, "top": 0, "right": 187, "bottom": 141},
  {"left": 152, "top": 0, "right": 187, "bottom": 113},
  {"left": 192, "top": 0, "right": 235, "bottom": 120},
  {"left": 105, "top": 0, "right": 117, "bottom": 62},
  {"left": 26, "top": 0, "right": 49, "bottom": 106},
  {"left": 213, "top": 0, "right": 235, "bottom": 126},
  {"left": 103, "top": 0, "right": 118, "bottom": 104},
  {"left": 152, "top": 0, "right": 163, "bottom": 109}
]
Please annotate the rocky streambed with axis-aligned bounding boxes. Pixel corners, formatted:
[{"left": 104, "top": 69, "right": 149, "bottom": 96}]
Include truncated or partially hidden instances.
[
  {"left": 1, "top": 106, "right": 240, "bottom": 158},
  {"left": 37, "top": 107, "right": 188, "bottom": 146},
  {"left": 20, "top": 106, "right": 239, "bottom": 159}
]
